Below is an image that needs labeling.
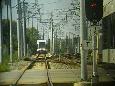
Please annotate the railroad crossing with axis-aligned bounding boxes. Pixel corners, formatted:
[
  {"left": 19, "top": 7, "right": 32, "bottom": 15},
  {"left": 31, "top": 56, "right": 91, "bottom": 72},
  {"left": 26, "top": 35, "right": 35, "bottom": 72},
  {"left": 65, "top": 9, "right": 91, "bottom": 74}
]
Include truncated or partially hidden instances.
[
  {"left": 0, "top": 69, "right": 80, "bottom": 85},
  {"left": 0, "top": 51, "right": 115, "bottom": 86},
  {"left": 0, "top": 69, "right": 114, "bottom": 85}
]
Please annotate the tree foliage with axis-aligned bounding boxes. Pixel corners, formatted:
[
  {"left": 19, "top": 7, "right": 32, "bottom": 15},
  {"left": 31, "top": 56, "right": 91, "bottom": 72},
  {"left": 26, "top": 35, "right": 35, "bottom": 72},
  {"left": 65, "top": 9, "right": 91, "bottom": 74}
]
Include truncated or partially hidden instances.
[
  {"left": 0, "top": 19, "right": 17, "bottom": 71},
  {"left": 2, "top": 19, "right": 17, "bottom": 54},
  {"left": 26, "top": 27, "right": 39, "bottom": 54},
  {"left": 2, "top": 19, "right": 40, "bottom": 56}
]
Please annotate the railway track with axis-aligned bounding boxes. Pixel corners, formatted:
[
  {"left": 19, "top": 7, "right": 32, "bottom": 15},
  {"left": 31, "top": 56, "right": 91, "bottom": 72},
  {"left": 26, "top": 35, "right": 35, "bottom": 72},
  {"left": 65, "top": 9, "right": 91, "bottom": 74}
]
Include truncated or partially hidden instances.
[{"left": 12, "top": 54, "right": 53, "bottom": 86}]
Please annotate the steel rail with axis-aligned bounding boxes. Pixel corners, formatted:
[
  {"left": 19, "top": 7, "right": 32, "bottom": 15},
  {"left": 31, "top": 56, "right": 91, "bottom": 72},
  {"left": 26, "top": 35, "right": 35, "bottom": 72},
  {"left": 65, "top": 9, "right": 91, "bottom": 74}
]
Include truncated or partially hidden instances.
[
  {"left": 45, "top": 57, "right": 53, "bottom": 86},
  {"left": 12, "top": 54, "right": 40, "bottom": 86},
  {"left": 11, "top": 53, "right": 53, "bottom": 86}
]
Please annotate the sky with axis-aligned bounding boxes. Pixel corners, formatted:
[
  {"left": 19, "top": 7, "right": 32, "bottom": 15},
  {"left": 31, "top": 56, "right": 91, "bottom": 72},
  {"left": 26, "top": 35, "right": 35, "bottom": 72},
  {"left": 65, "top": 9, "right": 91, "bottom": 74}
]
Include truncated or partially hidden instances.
[{"left": 2, "top": 0, "right": 80, "bottom": 39}]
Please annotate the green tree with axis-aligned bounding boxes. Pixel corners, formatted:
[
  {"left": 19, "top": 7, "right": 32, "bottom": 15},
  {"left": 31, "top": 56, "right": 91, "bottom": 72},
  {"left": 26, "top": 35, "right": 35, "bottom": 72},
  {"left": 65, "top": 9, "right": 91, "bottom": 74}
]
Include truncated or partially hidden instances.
[
  {"left": 26, "top": 27, "right": 39, "bottom": 54},
  {"left": 0, "top": 19, "right": 17, "bottom": 72},
  {"left": 2, "top": 19, "right": 17, "bottom": 53}
]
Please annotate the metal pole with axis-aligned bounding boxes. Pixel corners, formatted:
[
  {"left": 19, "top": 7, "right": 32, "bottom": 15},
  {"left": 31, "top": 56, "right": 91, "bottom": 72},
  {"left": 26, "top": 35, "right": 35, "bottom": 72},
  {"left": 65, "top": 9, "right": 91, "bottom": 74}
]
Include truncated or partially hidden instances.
[
  {"left": 0, "top": 2, "right": 2, "bottom": 63},
  {"left": 55, "top": 28, "right": 58, "bottom": 54},
  {"left": 50, "top": 13, "right": 54, "bottom": 55},
  {"left": 66, "top": 32, "right": 67, "bottom": 53},
  {"left": 52, "top": 17, "right": 54, "bottom": 55},
  {"left": 32, "top": 15, "right": 33, "bottom": 28},
  {"left": 59, "top": 38, "right": 61, "bottom": 61},
  {"left": 43, "top": 27, "right": 44, "bottom": 40},
  {"left": 72, "top": 33, "right": 74, "bottom": 54},
  {"left": 17, "top": 0, "right": 21, "bottom": 59},
  {"left": 73, "top": 34, "right": 76, "bottom": 54},
  {"left": 31, "top": 15, "right": 34, "bottom": 45},
  {"left": 27, "top": 44, "right": 29, "bottom": 57},
  {"left": 92, "top": 26, "right": 99, "bottom": 83},
  {"left": 77, "top": 35, "right": 80, "bottom": 53},
  {"left": 28, "top": 12, "right": 29, "bottom": 27},
  {"left": 66, "top": 32, "right": 69, "bottom": 53},
  {"left": 17, "top": 0, "right": 20, "bottom": 59},
  {"left": 6, "top": 0, "right": 9, "bottom": 20},
  {"left": 98, "top": 31, "right": 103, "bottom": 63},
  {"left": 23, "top": 1, "right": 26, "bottom": 56},
  {"left": 69, "top": 32, "right": 70, "bottom": 53},
  {"left": 53, "top": 26, "right": 54, "bottom": 55},
  {"left": 10, "top": 0, "right": 13, "bottom": 63},
  {"left": 37, "top": 18, "right": 39, "bottom": 33},
  {"left": 20, "top": 2, "right": 23, "bottom": 58},
  {"left": 80, "top": 0, "right": 87, "bottom": 80},
  {"left": 17, "top": 17, "right": 20, "bottom": 59}
]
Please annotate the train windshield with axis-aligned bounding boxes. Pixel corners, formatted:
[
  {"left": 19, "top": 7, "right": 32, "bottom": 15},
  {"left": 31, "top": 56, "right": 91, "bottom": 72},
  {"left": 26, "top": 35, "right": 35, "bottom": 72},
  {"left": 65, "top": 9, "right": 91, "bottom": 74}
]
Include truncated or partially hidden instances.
[{"left": 39, "top": 42, "right": 45, "bottom": 48}]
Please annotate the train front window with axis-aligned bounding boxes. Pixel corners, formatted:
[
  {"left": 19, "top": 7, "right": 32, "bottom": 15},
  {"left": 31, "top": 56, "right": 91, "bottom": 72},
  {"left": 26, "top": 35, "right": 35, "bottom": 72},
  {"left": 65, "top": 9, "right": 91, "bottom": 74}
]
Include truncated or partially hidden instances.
[{"left": 39, "top": 42, "right": 45, "bottom": 48}]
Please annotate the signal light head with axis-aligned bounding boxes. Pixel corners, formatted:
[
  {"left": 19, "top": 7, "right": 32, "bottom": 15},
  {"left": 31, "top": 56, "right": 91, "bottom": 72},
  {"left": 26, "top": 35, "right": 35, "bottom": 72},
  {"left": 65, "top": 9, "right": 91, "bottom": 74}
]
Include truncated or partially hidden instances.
[
  {"left": 85, "top": 0, "right": 103, "bottom": 23},
  {"left": 90, "top": 3, "right": 96, "bottom": 8}
]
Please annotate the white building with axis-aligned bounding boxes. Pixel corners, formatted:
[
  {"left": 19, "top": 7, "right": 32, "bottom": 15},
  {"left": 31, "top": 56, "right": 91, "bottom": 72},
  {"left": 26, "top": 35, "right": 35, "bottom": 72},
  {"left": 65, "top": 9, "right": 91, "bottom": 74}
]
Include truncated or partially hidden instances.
[{"left": 102, "top": 0, "right": 115, "bottom": 63}]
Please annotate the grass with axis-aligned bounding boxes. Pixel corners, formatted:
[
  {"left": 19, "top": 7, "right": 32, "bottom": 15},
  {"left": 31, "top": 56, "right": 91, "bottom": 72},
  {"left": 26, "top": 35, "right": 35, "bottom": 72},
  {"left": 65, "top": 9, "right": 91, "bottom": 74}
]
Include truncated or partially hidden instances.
[
  {"left": 0, "top": 55, "right": 10, "bottom": 72},
  {"left": 0, "top": 51, "right": 18, "bottom": 72},
  {"left": 0, "top": 62, "right": 10, "bottom": 72}
]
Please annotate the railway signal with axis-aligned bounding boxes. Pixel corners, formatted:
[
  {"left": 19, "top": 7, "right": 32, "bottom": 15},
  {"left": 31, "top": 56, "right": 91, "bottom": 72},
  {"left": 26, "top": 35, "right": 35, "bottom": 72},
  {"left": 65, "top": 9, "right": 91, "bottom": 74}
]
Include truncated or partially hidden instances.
[
  {"left": 85, "top": 0, "right": 103, "bottom": 23},
  {"left": 85, "top": 0, "right": 103, "bottom": 83}
]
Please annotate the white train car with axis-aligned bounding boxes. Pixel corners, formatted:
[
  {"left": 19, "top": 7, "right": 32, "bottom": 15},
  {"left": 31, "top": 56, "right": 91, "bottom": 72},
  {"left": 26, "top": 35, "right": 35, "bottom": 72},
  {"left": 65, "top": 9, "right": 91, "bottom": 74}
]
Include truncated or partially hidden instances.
[{"left": 37, "top": 40, "right": 47, "bottom": 54}]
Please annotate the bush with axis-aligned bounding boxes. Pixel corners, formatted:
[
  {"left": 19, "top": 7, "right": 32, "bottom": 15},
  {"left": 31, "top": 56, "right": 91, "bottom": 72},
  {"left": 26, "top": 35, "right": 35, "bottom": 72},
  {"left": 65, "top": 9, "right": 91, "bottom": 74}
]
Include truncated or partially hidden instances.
[
  {"left": 12, "top": 51, "right": 18, "bottom": 62},
  {"left": 0, "top": 62, "right": 10, "bottom": 72},
  {"left": 0, "top": 54, "right": 10, "bottom": 72}
]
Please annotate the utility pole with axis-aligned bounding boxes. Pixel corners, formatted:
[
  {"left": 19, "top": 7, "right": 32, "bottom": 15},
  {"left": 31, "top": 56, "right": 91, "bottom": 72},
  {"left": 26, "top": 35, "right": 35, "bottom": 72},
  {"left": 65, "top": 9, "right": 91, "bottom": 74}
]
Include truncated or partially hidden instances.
[
  {"left": 52, "top": 17, "right": 54, "bottom": 55},
  {"left": 37, "top": 18, "right": 39, "bottom": 33},
  {"left": 50, "top": 12, "right": 54, "bottom": 55},
  {"left": 80, "top": 0, "right": 87, "bottom": 80},
  {"left": 0, "top": 2, "right": 2, "bottom": 63},
  {"left": 91, "top": 26, "right": 99, "bottom": 83},
  {"left": 10, "top": 0, "right": 13, "bottom": 63},
  {"left": 69, "top": 32, "right": 70, "bottom": 53},
  {"left": 31, "top": 15, "right": 34, "bottom": 41},
  {"left": 32, "top": 15, "right": 33, "bottom": 28},
  {"left": 74, "top": 35, "right": 77, "bottom": 55},
  {"left": 59, "top": 37, "right": 61, "bottom": 61},
  {"left": 98, "top": 30, "right": 102, "bottom": 63},
  {"left": 55, "top": 28, "right": 58, "bottom": 54},
  {"left": 73, "top": 34, "right": 76, "bottom": 54},
  {"left": 20, "top": 3, "right": 23, "bottom": 58},
  {"left": 27, "top": 11, "right": 29, "bottom": 28},
  {"left": 17, "top": 0, "right": 20, "bottom": 59},
  {"left": 17, "top": 0, "right": 22, "bottom": 59},
  {"left": 72, "top": 33, "right": 74, "bottom": 54},
  {"left": 43, "top": 27, "right": 44, "bottom": 39},
  {"left": 77, "top": 35, "right": 80, "bottom": 53},
  {"left": 6, "top": 0, "right": 9, "bottom": 20},
  {"left": 23, "top": 1, "right": 27, "bottom": 56},
  {"left": 5, "top": 0, "right": 10, "bottom": 29},
  {"left": 66, "top": 32, "right": 69, "bottom": 53}
]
